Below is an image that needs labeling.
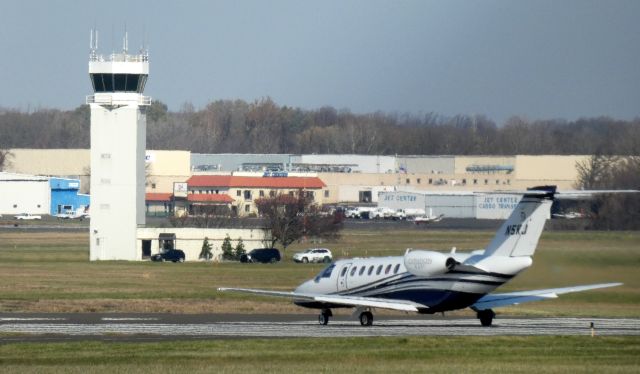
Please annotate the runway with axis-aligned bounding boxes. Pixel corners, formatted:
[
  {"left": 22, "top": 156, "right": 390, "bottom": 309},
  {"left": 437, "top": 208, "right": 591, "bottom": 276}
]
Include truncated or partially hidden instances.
[{"left": 1, "top": 314, "right": 639, "bottom": 342}]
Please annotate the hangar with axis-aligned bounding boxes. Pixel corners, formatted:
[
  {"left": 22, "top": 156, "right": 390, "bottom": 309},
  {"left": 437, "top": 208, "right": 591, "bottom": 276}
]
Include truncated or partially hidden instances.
[
  {"left": 0, "top": 172, "right": 89, "bottom": 216},
  {"left": 377, "top": 190, "right": 526, "bottom": 220}
]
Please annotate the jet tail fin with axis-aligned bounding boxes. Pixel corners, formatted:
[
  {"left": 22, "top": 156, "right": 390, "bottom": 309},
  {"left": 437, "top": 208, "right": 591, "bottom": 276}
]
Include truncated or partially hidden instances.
[{"left": 484, "top": 186, "right": 555, "bottom": 258}]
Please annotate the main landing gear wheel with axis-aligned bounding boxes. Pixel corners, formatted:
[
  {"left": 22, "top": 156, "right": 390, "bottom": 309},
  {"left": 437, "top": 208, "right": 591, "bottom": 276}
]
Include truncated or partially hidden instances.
[
  {"left": 359, "top": 311, "right": 373, "bottom": 326},
  {"left": 477, "top": 309, "right": 495, "bottom": 327},
  {"left": 318, "top": 309, "right": 332, "bottom": 325}
]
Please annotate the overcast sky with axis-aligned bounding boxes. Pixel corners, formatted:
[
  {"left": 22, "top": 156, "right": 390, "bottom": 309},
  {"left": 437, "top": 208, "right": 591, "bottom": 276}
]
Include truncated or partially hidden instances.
[{"left": 0, "top": 0, "right": 638, "bottom": 123}]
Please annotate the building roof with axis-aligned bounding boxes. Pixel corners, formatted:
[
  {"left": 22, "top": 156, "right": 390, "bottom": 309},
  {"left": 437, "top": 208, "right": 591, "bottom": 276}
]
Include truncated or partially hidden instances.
[
  {"left": 187, "top": 194, "right": 234, "bottom": 203},
  {"left": 187, "top": 175, "right": 326, "bottom": 189},
  {"left": 145, "top": 193, "right": 173, "bottom": 202}
]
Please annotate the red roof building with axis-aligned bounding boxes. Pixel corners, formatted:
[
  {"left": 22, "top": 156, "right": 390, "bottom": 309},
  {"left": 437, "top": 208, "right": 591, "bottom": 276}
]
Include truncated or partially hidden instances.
[
  {"left": 145, "top": 193, "right": 173, "bottom": 202},
  {"left": 187, "top": 194, "right": 234, "bottom": 203},
  {"left": 186, "top": 174, "right": 327, "bottom": 216}
]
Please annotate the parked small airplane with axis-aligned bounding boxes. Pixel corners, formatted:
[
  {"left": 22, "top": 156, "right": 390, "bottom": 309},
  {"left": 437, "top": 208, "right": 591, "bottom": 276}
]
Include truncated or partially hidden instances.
[
  {"left": 552, "top": 211, "right": 586, "bottom": 219},
  {"left": 413, "top": 208, "right": 445, "bottom": 225},
  {"left": 55, "top": 209, "right": 89, "bottom": 220},
  {"left": 219, "top": 186, "right": 630, "bottom": 327}
]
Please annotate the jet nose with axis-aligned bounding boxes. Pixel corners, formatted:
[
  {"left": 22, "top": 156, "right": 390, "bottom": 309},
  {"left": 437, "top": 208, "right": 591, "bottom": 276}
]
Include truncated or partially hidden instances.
[{"left": 294, "top": 280, "right": 314, "bottom": 294}]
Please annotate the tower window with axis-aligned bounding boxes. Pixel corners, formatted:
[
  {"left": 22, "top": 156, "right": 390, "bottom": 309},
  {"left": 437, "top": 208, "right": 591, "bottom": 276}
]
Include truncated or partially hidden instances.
[{"left": 90, "top": 73, "right": 147, "bottom": 93}]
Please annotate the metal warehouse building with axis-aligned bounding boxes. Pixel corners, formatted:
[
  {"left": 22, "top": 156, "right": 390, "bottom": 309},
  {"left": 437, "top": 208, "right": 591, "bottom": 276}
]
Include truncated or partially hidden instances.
[
  {"left": 378, "top": 190, "right": 523, "bottom": 219},
  {"left": 0, "top": 172, "right": 89, "bottom": 216}
]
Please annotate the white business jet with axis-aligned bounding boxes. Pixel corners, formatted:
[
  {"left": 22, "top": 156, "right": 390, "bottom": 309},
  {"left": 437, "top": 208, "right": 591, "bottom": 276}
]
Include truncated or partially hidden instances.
[{"left": 219, "top": 186, "right": 627, "bottom": 327}]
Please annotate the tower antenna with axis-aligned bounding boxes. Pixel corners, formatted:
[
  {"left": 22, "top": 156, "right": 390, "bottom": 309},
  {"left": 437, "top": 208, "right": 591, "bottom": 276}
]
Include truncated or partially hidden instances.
[{"left": 123, "top": 24, "right": 128, "bottom": 54}]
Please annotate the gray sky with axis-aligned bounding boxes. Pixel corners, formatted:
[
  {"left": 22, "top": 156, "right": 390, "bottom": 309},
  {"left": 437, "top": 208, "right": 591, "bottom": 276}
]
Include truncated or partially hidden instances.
[{"left": 1, "top": 0, "right": 638, "bottom": 124}]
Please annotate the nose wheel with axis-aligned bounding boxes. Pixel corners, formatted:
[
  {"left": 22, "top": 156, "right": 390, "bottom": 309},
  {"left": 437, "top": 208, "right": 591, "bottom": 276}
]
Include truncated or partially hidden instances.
[{"left": 318, "top": 309, "right": 332, "bottom": 325}]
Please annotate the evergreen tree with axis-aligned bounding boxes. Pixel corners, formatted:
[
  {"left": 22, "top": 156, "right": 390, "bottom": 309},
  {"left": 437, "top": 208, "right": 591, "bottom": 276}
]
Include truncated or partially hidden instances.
[
  {"left": 199, "top": 237, "right": 213, "bottom": 260},
  {"left": 234, "top": 238, "right": 246, "bottom": 261},
  {"left": 221, "top": 235, "right": 235, "bottom": 261}
]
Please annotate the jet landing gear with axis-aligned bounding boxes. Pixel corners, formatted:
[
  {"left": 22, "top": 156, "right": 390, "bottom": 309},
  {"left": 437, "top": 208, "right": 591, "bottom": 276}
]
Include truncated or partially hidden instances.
[
  {"left": 318, "top": 309, "right": 332, "bottom": 325},
  {"left": 477, "top": 309, "right": 495, "bottom": 327},
  {"left": 359, "top": 311, "right": 373, "bottom": 326}
]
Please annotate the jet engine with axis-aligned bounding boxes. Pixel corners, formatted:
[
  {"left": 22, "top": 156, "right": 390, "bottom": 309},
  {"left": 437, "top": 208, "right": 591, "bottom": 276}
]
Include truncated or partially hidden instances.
[{"left": 404, "top": 249, "right": 458, "bottom": 277}]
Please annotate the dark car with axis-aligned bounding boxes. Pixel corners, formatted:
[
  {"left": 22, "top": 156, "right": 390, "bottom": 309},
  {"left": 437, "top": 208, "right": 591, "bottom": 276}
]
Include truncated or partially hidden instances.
[
  {"left": 240, "top": 248, "right": 281, "bottom": 263},
  {"left": 151, "top": 249, "right": 186, "bottom": 263}
]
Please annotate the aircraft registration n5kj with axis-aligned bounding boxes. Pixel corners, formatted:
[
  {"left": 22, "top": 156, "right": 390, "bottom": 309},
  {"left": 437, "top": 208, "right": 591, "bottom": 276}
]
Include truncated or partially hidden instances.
[{"left": 219, "top": 186, "right": 628, "bottom": 327}]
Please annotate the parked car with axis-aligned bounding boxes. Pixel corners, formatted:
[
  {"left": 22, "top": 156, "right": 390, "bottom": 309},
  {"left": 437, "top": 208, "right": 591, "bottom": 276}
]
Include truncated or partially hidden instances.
[
  {"left": 14, "top": 213, "right": 42, "bottom": 220},
  {"left": 293, "top": 248, "right": 333, "bottom": 263},
  {"left": 240, "top": 248, "right": 281, "bottom": 263},
  {"left": 151, "top": 249, "right": 186, "bottom": 263}
]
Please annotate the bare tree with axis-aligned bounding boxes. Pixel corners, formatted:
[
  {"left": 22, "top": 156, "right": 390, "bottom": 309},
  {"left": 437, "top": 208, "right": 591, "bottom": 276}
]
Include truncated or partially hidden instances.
[
  {"left": 0, "top": 149, "right": 13, "bottom": 171},
  {"left": 255, "top": 193, "right": 342, "bottom": 255},
  {"left": 577, "top": 155, "right": 640, "bottom": 229}
]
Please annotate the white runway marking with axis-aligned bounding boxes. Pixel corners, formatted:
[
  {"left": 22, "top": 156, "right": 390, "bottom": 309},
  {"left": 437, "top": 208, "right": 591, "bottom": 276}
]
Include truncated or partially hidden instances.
[
  {"left": 100, "top": 317, "right": 159, "bottom": 321},
  {"left": 0, "top": 318, "right": 66, "bottom": 322},
  {"left": 1, "top": 318, "right": 638, "bottom": 338}
]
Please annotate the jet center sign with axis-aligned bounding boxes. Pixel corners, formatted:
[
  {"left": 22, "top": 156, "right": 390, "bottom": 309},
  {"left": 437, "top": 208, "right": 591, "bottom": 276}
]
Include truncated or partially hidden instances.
[{"left": 476, "top": 195, "right": 521, "bottom": 219}]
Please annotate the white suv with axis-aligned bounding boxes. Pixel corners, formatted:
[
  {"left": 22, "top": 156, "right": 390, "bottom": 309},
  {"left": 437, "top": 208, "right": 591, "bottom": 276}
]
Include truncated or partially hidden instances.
[{"left": 293, "top": 248, "right": 333, "bottom": 263}]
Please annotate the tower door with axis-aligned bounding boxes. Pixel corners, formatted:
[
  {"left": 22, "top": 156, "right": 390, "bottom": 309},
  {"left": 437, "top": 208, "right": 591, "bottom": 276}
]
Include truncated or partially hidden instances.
[{"left": 142, "top": 240, "right": 151, "bottom": 258}]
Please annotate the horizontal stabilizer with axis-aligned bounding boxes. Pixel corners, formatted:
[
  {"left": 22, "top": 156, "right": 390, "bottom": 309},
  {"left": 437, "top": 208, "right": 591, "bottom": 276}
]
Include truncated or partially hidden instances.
[{"left": 471, "top": 282, "right": 622, "bottom": 310}]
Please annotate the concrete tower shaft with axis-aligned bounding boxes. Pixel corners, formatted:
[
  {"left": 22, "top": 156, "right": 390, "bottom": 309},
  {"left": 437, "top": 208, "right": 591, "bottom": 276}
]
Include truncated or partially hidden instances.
[{"left": 88, "top": 32, "right": 150, "bottom": 261}]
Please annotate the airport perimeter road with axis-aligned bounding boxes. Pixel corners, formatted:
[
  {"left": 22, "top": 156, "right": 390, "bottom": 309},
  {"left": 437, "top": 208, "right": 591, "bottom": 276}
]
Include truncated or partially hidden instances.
[{"left": 1, "top": 314, "right": 639, "bottom": 342}]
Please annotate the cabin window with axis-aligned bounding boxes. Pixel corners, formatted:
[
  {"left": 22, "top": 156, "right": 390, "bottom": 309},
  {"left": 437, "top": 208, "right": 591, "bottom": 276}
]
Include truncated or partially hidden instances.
[
  {"left": 385, "top": 264, "right": 392, "bottom": 274},
  {"left": 393, "top": 264, "right": 400, "bottom": 274},
  {"left": 368, "top": 266, "right": 374, "bottom": 275},
  {"left": 376, "top": 265, "right": 383, "bottom": 275},
  {"left": 340, "top": 267, "right": 348, "bottom": 277},
  {"left": 359, "top": 267, "right": 366, "bottom": 276},
  {"left": 350, "top": 267, "right": 357, "bottom": 276}
]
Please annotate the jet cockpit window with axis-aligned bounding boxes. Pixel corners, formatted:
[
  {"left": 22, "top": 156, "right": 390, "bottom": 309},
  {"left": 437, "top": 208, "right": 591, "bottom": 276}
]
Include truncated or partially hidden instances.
[{"left": 315, "top": 264, "right": 335, "bottom": 282}]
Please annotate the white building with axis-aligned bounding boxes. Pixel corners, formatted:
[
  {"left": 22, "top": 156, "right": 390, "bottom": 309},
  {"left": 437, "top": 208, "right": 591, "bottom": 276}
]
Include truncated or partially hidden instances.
[
  {"left": 137, "top": 227, "right": 270, "bottom": 261},
  {"left": 88, "top": 34, "right": 150, "bottom": 261},
  {"left": 0, "top": 172, "right": 50, "bottom": 215}
]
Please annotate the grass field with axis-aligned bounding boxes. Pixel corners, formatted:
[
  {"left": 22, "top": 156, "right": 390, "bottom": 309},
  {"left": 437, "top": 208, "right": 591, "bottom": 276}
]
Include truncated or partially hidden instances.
[
  {"left": 1, "top": 228, "right": 638, "bottom": 372},
  {"left": 0, "top": 336, "right": 639, "bottom": 373},
  {"left": 0, "top": 228, "right": 638, "bottom": 316}
]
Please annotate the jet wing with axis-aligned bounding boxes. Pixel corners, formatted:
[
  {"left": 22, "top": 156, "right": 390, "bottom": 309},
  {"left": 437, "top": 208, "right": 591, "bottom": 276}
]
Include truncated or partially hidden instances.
[
  {"left": 217, "top": 287, "right": 427, "bottom": 312},
  {"left": 471, "top": 282, "right": 622, "bottom": 310}
]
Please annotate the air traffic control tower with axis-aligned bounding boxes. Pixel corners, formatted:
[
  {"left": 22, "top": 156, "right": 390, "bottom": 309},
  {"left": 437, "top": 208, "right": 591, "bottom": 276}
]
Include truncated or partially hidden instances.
[{"left": 87, "top": 32, "right": 150, "bottom": 260}]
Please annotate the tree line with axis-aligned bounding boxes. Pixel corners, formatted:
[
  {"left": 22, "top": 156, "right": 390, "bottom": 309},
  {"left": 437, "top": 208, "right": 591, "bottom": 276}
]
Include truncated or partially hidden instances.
[{"left": 0, "top": 98, "right": 639, "bottom": 155}]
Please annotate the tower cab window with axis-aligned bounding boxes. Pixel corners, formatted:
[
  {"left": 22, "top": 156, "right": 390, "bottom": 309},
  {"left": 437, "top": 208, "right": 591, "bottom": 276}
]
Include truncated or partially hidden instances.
[{"left": 90, "top": 73, "right": 147, "bottom": 93}]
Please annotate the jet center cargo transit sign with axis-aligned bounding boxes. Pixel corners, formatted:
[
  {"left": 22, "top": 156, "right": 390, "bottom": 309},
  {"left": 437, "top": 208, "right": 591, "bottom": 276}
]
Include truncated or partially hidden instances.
[{"left": 476, "top": 194, "right": 521, "bottom": 219}]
